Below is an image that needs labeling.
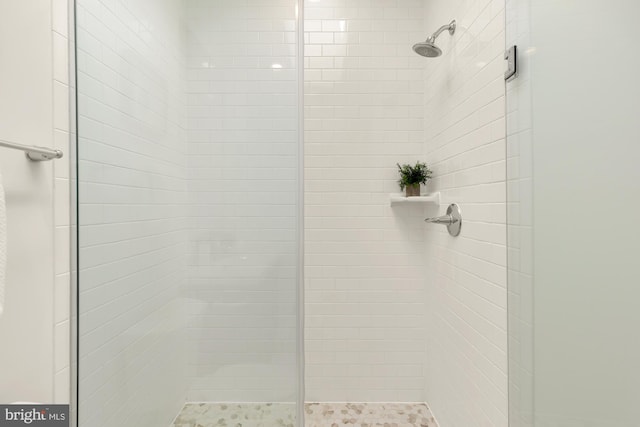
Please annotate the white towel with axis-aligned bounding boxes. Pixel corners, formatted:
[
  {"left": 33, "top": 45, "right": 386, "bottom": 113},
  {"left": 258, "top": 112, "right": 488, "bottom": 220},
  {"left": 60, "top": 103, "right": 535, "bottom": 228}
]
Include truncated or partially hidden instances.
[{"left": 0, "top": 169, "right": 6, "bottom": 316}]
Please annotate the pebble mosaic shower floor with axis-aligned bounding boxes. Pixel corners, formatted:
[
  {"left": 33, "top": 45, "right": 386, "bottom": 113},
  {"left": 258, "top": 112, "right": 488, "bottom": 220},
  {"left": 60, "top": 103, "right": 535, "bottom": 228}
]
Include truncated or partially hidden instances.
[{"left": 172, "top": 402, "right": 439, "bottom": 427}]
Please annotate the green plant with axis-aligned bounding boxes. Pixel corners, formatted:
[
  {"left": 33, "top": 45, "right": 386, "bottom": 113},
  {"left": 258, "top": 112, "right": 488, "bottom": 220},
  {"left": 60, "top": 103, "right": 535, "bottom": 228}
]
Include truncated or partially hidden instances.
[{"left": 397, "top": 161, "right": 432, "bottom": 190}]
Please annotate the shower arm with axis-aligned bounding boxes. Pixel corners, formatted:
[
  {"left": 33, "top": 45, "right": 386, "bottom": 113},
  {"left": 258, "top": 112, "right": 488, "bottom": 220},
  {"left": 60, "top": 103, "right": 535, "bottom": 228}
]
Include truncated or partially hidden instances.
[{"left": 426, "top": 20, "right": 456, "bottom": 43}]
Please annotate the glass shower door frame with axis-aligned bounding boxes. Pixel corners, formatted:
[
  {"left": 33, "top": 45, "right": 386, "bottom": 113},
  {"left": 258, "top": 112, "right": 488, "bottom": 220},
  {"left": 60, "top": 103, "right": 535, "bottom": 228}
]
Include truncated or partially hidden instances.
[{"left": 295, "top": 0, "right": 306, "bottom": 425}]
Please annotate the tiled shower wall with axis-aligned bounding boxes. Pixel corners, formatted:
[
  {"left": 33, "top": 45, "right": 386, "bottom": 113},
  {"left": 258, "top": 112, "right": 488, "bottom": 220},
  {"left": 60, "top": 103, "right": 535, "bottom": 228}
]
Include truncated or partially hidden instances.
[
  {"left": 421, "top": 0, "right": 508, "bottom": 425},
  {"left": 76, "top": 0, "right": 188, "bottom": 425},
  {"left": 303, "top": 0, "right": 428, "bottom": 402},
  {"left": 184, "top": 0, "right": 299, "bottom": 402}
]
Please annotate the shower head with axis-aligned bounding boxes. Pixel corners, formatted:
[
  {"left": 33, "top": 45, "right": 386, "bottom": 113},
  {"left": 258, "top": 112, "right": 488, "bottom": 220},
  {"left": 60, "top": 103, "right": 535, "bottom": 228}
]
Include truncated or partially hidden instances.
[
  {"left": 413, "top": 19, "right": 456, "bottom": 58},
  {"left": 412, "top": 42, "right": 442, "bottom": 58}
]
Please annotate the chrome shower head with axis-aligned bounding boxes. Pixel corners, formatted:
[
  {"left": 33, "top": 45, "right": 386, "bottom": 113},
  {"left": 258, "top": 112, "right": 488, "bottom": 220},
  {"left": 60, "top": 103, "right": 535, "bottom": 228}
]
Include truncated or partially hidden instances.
[
  {"left": 413, "top": 19, "right": 456, "bottom": 58},
  {"left": 412, "top": 41, "right": 442, "bottom": 58}
]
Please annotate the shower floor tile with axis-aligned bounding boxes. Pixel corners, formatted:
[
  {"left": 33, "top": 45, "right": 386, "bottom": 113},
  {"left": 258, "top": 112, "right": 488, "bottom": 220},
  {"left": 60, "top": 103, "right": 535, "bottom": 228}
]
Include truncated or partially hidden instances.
[
  {"left": 173, "top": 403, "right": 296, "bottom": 427},
  {"left": 305, "top": 403, "right": 438, "bottom": 427},
  {"left": 173, "top": 402, "right": 438, "bottom": 427}
]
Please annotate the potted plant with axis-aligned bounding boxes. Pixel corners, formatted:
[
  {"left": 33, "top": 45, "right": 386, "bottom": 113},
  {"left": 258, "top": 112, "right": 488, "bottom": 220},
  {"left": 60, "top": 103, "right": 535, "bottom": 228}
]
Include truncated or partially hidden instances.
[{"left": 397, "top": 161, "right": 432, "bottom": 197}]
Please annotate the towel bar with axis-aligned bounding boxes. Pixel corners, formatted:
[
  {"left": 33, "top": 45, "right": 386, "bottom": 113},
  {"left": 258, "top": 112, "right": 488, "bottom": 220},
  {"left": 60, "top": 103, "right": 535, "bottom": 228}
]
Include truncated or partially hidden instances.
[{"left": 0, "top": 138, "right": 63, "bottom": 161}]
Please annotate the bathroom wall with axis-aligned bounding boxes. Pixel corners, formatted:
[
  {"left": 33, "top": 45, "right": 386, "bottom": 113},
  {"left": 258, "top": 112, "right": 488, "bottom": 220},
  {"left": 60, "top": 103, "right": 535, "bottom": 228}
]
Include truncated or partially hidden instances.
[
  {"left": 304, "top": 0, "right": 428, "bottom": 402},
  {"left": 76, "top": 0, "right": 188, "bottom": 425},
  {"left": 0, "top": 0, "right": 74, "bottom": 407},
  {"left": 0, "top": 0, "right": 56, "bottom": 404},
  {"left": 421, "top": 0, "right": 507, "bottom": 425},
  {"left": 183, "top": 0, "right": 300, "bottom": 402}
]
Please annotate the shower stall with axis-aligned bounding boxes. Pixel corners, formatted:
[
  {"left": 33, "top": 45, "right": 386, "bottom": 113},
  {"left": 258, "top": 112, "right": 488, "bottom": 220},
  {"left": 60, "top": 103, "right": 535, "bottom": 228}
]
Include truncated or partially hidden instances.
[
  {"left": 69, "top": 0, "right": 640, "bottom": 426},
  {"left": 74, "top": 0, "right": 485, "bottom": 425}
]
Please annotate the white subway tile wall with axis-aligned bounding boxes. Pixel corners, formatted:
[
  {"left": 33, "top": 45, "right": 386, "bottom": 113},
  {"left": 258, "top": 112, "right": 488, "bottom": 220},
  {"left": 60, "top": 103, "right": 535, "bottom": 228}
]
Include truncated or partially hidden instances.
[
  {"left": 422, "top": 0, "right": 507, "bottom": 426},
  {"left": 304, "top": 0, "right": 428, "bottom": 402},
  {"left": 184, "top": 0, "right": 300, "bottom": 402},
  {"left": 76, "top": 0, "right": 188, "bottom": 425}
]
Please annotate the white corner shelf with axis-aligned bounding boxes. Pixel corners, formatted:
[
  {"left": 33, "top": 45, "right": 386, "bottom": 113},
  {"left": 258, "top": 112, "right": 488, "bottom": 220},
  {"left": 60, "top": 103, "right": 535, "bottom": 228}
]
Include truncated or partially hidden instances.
[{"left": 389, "top": 192, "right": 441, "bottom": 206}]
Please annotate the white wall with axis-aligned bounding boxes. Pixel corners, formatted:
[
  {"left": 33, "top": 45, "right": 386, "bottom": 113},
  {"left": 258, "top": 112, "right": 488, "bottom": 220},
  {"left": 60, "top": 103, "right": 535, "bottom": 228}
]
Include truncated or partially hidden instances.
[
  {"left": 510, "top": 1, "right": 640, "bottom": 425},
  {"left": 0, "top": 0, "right": 71, "bottom": 405},
  {"left": 422, "top": 0, "right": 507, "bottom": 425},
  {"left": 183, "top": 0, "right": 300, "bottom": 403},
  {"left": 303, "top": 0, "right": 427, "bottom": 403},
  {"left": 76, "top": 0, "right": 188, "bottom": 425}
]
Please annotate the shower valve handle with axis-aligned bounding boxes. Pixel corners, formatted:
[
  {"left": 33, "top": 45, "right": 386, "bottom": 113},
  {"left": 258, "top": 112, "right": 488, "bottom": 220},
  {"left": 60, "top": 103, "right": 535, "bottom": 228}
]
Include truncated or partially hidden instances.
[
  {"left": 424, "top": 215, "right": 454, "bottom": 225},
  {"left": 424, "top": 204, "right": 462, "bottom": 237}
]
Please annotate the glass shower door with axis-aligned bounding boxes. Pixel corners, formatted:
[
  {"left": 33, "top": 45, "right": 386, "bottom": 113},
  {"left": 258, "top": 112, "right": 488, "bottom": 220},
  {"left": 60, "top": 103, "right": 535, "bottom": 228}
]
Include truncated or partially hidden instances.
[
  {"left": 181, "top": 0, "right": 303, "bottom": 417},
  {"left": 75, "top": 0, "right": 303, "bottom": 425},
  {"left": 506, "top": 1, "right": 640, "bottom": 425}
]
